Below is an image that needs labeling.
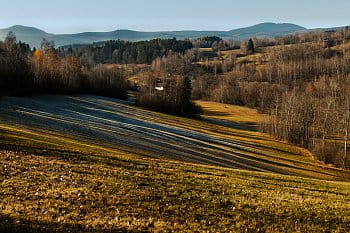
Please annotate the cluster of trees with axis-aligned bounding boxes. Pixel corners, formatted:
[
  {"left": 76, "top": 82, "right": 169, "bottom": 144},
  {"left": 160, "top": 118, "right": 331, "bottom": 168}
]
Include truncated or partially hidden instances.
[
  {"left": 275, "top": 28, "right": 350, "bottom": 46},
  {"left": 0, "top": 33, "right": 128, "bottom": 99},
  {"left": 193, "top": 36, "right": 223, "bottom": 48},
  {"left": 194, "top": 30, "right": 350, "bottom": 107},
  {"left": 63, "top": 38, "right": 193, "bottom": 65},
  {"left": 0, "top": 32, "right": 32, "bottom": 95},
  {"left": 32, "top": 39, "right": 83, "bottom": 94},
  {"left": 252, "top": 31, "right": 350, "bottom": 167},
  {"left": 192, "top": 72, "right": 281, "bottom": 111},
  {"left": 136, "top": 50, "right": 201, "bottom": 117},
  {"left": 261, "top": 75, "right": 350, "bottom": 168},
  {"left": 193, "top": 36, "right": 241, "bottom": 52},
  {"left": 151, "top": 49, "right": 200, "bottom": 76},
  {"left": 84, "top": 65, "right": 128, "bottom": 99},
  {"left": 136, "top": 72, "right": 199, "bottom": 117},
  {"left": 258, "top": 31, "right": 350, "bottom": 167}
]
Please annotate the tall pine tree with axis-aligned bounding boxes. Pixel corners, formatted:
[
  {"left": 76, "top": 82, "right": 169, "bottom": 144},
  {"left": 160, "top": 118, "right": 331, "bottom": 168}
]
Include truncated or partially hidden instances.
[{"left": 247, "top": 38, "right": 255, "bottom": 54}]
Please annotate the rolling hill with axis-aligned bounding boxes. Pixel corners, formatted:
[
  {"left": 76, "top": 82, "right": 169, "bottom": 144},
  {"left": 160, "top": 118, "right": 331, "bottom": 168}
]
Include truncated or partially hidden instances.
[
  {"left": 0, "top": 95, "right": 348, "bottom": 181},
  {"left": 1, "top": 95, "right": 350, "bottom": 232},
  {"left": 0, "top": 23, "right": 306, "bottom": 48}
]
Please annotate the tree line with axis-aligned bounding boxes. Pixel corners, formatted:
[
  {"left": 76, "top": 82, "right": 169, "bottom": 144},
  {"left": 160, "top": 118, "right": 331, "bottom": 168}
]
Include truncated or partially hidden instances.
[
  {"left": 62, "top": 38, "right": 193, "bottom": 65},
  {"left": 0, "top": 34, "right": 128, "bottom": 99},
  {"left": 136, "top": 71, "right": 199, "bottom": 118}
]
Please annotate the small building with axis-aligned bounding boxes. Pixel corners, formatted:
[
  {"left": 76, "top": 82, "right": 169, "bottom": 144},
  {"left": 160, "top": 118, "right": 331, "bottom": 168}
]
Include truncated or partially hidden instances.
[{"left": 155, "top": 79, "right": 164, "bottom": 91}]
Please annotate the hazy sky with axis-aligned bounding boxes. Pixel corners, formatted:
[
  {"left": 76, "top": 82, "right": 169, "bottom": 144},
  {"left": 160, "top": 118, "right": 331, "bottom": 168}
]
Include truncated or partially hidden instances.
[{"left": 0, "top": 0, "right": 349, "bottom": 33}]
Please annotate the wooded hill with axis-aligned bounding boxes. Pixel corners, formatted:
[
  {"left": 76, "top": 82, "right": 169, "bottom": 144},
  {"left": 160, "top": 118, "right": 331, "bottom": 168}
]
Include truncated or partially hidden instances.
[
  {"left": 188, "top": 29, "right": 350, "bottom": 169},
  {"left": 0, "top": 23, "right": 306, "bottom": 48}
]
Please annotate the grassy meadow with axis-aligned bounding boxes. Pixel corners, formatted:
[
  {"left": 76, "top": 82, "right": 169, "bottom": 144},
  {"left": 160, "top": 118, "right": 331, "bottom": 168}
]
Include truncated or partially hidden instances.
[{"left": 1, "top": 97, "right": 350, "bottom": 232}]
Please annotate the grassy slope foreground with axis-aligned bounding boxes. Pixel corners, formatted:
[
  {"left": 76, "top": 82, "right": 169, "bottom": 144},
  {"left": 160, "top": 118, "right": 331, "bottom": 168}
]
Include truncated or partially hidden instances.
[{"left": 0, "top": 96, "right": 350, "bottom": 232}]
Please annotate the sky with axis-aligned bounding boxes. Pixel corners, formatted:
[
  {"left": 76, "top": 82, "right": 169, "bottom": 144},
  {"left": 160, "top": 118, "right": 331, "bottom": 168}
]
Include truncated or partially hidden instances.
[{"left": 0, "top": 0, "right": 349, "bottom": 33}]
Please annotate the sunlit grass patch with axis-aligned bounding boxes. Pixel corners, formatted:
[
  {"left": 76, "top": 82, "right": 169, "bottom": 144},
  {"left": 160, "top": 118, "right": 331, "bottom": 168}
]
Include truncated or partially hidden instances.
[
  {"left": 196, "top": 100, "right": 267, "bottom": 124},
  {"left": 1, "top": 149, "right": 350, "bottom": 232}
]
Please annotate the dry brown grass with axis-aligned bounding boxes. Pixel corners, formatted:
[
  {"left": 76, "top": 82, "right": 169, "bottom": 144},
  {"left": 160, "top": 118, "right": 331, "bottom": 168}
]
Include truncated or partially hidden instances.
[
  {"left": 1, "top": 96, "right": 350, "bottom": 232},
  {"left": 196, "top": 100, "right": 267, "bottom": 124},
  {"left": 1, "top": 145, "right": 350, "bottom": 233}
]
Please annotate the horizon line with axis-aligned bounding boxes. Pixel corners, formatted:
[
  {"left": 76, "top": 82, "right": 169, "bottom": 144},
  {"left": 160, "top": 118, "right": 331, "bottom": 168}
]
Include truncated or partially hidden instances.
[{"left": 0, "top": 22, "right": 309, "bottom": 35}]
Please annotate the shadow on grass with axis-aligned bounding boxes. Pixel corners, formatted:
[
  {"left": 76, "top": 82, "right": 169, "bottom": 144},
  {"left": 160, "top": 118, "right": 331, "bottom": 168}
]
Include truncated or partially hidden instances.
[
  {"left": 203, "top": 117, "right": 257, "bottom": 132},
  {"left": 201, "top": 109, "right": 232, "bottom": 117},
  {"left": 0, "top": 214, "right": 142, "bottom": 233},
  {"left": 0, "top": 143, "right": 149, "bottom": 171},
  {"left": 1, "top": 137, "right": 347, "bottom": 182}
]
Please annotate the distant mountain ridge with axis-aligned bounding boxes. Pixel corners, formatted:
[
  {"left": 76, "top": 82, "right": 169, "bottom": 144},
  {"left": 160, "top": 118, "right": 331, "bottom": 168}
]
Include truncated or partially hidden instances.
[{"left": 0, "top": 23, "right": 307, "bottom": 48}]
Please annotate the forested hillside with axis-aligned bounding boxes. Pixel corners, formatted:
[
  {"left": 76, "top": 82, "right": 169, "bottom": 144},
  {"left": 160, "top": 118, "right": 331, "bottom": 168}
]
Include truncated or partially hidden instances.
[
  {"left": 188, "top": 29, "right": 350, "bottom": 168},
  {"left": 61, "top": 38, "right": 193, "bottom": 64}
]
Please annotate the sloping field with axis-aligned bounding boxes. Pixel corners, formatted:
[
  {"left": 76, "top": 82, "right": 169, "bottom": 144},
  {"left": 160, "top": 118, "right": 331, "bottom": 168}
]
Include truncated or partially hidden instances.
[
  {"left": 1, "top": 148, "right": 350, "bottom": 233},
  {"left": 0, "top": 95, "right": 349, "bottom": 181},
  {"left": 1, "top": 96, "right": 350, "bottom": 232}
]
